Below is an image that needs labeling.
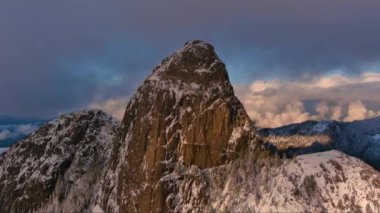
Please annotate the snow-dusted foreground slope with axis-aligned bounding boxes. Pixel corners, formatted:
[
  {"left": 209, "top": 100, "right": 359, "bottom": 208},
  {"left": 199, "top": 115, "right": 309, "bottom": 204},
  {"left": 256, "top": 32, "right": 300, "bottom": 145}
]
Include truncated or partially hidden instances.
[
  {"left": 0, "top": 110, "right": 118, "bottom": 212},
  {"left": 260, "top": 117, "right": 380, "bottom": 170},
  {"left": 186, "top": 150, "right": 380, "bottom": 212}
]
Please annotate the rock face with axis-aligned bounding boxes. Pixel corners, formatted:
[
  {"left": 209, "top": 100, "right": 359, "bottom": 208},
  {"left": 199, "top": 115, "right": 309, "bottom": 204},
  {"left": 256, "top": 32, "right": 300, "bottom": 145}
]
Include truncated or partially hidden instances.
[
  {"left": 99, "top": 40, "right": 258, "bottom": 212},
  {"left": 0, "top": 110, "right": 118, "bottom": 212}
]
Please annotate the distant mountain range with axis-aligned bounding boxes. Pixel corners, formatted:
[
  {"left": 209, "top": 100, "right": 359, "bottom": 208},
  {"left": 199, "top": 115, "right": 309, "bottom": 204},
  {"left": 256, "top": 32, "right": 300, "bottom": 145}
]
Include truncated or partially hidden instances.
[{"left": 260, "top": 117, "right": 380, "bottom": 170}]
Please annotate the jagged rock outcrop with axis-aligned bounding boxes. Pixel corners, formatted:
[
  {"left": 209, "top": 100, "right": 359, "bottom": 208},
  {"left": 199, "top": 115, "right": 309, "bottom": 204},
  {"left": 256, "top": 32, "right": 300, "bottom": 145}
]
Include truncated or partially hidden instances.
[
  {"left": 99, "top": 40, "right": 259, "bottom": 212},
  {"left": 0, "top": 110, "right": 118, "bottom": 213}
]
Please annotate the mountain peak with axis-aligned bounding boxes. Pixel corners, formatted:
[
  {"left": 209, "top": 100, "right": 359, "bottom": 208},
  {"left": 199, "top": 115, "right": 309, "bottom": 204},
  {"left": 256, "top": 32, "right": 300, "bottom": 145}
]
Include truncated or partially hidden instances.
[
  {"left": 182, "top": 40, "right": 215, "bottom": 56},
  {"left": 150, "top": 40, "right": 229, "bottom": 84}
]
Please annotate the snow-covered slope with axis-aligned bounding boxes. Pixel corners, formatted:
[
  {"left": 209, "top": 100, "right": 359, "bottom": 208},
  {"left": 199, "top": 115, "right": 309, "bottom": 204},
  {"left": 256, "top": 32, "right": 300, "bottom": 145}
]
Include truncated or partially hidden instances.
[
  {"left": 260, "top": 117, "right": 380, "bottom": 170},
  {"left": 173, "top": 150, "right": 380, "bottom": 212},
  {"left": 0, "top": 110, "right": 118, "bottom": 212}
]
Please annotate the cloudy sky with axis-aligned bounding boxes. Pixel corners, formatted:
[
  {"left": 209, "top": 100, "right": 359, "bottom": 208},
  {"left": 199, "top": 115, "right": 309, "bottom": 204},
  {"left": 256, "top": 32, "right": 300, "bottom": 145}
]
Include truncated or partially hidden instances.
[{"left": 1, "top": 0, "right": 380, "bottom": 127}]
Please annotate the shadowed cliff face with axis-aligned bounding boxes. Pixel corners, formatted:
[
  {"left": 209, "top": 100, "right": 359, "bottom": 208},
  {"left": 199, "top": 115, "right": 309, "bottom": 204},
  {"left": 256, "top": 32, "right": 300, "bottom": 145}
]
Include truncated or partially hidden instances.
[{"left": 101, "top": 40, "right": 258, "bottom": 212}]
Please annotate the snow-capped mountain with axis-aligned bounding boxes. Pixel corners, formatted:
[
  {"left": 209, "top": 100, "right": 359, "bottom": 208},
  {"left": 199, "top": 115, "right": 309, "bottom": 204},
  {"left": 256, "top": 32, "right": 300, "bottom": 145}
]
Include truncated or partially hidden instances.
[
  {"left": 0, "top": 41, "right": 379, "bottom": 212},
  {"left": 260, "top": 117, "right": 380, "bottom": 170}
]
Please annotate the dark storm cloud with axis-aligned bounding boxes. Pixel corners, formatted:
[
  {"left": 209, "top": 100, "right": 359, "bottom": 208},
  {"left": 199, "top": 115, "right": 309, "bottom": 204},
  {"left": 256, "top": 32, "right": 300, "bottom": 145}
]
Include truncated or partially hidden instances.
[{"left": 1, "top": 0, "right": 380, "bottom": 117}]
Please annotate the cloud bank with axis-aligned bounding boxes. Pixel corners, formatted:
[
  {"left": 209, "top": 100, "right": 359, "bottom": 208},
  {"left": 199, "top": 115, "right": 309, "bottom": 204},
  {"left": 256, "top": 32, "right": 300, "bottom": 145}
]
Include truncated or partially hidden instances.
[{"left": 235, "top": 72, "right": 380, "bottom": 128}]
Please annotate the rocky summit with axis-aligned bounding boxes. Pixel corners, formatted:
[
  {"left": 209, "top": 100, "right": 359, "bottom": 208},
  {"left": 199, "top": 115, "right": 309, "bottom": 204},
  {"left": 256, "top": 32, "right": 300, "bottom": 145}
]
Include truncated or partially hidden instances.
[{"left": 0, "top": 41, "right": 380, "bottom": 213}]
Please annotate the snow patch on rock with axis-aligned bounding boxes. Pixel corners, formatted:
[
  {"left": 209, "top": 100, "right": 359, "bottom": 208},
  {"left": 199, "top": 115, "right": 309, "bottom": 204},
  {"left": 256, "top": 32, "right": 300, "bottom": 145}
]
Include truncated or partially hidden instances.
[{"left": 92, "top": 204, "right": 104, "bottom": 213}]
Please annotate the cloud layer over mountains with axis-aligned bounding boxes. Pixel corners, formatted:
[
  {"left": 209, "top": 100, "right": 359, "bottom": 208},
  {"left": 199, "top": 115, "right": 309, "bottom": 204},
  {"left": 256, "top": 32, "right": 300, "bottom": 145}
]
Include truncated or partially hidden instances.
[{"left": 235, "top": 72, "right": 380, "bottom": 127}]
